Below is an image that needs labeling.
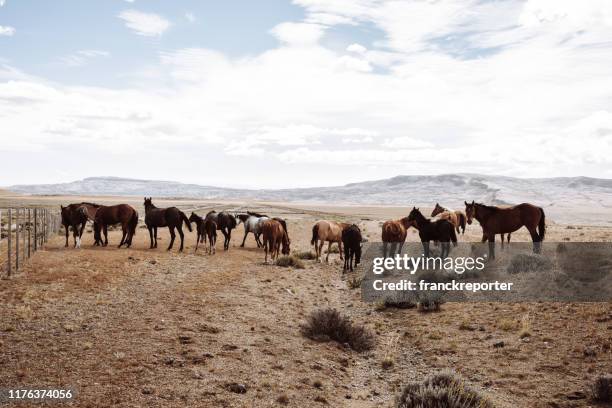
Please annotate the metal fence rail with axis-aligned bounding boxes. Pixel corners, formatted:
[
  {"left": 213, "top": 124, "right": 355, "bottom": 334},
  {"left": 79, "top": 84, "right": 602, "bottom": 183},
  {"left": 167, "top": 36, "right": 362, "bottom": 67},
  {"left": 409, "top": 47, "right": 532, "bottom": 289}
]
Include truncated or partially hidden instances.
[{"left": 0, "top": 208, "right": 60, "bottom": 277}]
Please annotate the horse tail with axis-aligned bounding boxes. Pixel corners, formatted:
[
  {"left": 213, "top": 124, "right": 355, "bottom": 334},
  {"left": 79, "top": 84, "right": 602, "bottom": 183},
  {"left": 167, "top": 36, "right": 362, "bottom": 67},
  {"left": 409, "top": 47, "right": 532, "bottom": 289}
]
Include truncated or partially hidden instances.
[
  {"left": 129, "top": 210, "right": 139, "bottom": 237},
  {"left": 458, "top": 212, "right": 466, "bottom": 234},
  {"left": 450, "top": 224, "right": 458, "bottom": 246},
  {"left": 311, "top": 223, "right": 319, "bottom": 246},
  {"left": 538, "top": 208, "right": 546, "bottom": 241},
  {"left": 180, "top": 211, "right": 193, "bottom": 232}
]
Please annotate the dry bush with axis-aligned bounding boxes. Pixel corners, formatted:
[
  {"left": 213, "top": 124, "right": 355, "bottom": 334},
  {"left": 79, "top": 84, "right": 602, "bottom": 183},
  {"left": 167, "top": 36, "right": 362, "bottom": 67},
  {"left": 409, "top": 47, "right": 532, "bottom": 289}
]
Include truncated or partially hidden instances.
[
  {"left": 497, "top": 318, "right": 517, "bottom": 332},
  {"left": 384, "top": 291, "right": 417, "bottom": 309},
  {"left": 591, "top": 375, "right": 612, "bottom": 403},
  {"left": 396, "top": 371, "right": 496, "bottom": 408},
  {"left": 506, "top": 254, "right": 552, "bottom": 274},
  {"left": 275, "top": 255, "right": 305, "bottom": 269},
  {"left": 293, "top": 250, "right": 316, "bottom": 260},
  {"left": 301, "top": 308, "right": 375, "bottom": 352}
]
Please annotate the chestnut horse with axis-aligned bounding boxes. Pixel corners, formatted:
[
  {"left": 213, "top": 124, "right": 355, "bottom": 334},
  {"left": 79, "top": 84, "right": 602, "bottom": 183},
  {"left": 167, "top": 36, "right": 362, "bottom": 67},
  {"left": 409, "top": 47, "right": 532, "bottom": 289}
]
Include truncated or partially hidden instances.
[
  {"left": 94, "top": 204, "right": 139, "bottom": 248},
  {"left": 431, "top": 203, "right": 466, "bottom": 234},
  {"left": 464, "top": 201, "right": 545, "bottom": 259},
  {"left": 261, "top": 219, "right": 290, "bottom": 263},
  {"left": 144, "top": 198, "right": 192, "bottom": 252},
  {"left": 381, "top": 216, "right": 412, "bottom": 258},
  {"left": 408, "top": 207, "right": 457, "bottom": 258},
  {"left": 311, "top": 220, "right": 350, "bottom": 263}
]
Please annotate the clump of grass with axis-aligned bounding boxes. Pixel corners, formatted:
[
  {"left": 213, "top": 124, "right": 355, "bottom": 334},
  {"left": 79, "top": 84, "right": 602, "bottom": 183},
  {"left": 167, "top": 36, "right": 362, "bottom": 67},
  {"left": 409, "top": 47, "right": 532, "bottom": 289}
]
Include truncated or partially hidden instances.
[
  {"left": 382, "top": 356, "right": 394, "bottom": 369},
  {"left": 301, "top": 308, "right": 375, "bottom": 352},
  {"left": 275, "top": 255, "right": 305, "bottom": 269},
  {"left": 518, "top": 314, "right": 531, "bottom": 338},
  {"left": 347, "top": 275, "right": 362, "bottom": 289},
  {"left": 591, "top": 375, "right": 612, "bottom": 403},
  {"left": 497, "top": 318, "right": 517, "bottom": 332},
  {"left": 293, "top": 250, "right": 317, "bottom": 260},
  {"left": 395, "top": 371, "right": 496, "bottom": 408},
  {"left": 506, "top": 254, "right": 552, "bottom": 274},
  {"left": 416, "top": 291, "right": 445, "bottom": 312},
  {"left": 276, "top": 394, "right": 290, "bottom": 405}
]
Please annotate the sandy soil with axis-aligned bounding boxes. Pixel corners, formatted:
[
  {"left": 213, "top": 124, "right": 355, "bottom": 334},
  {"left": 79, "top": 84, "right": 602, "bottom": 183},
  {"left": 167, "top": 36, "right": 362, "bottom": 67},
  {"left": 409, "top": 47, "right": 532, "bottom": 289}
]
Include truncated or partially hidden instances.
[{"left": 0, "top": 195, "right": 610, "bottom": 407}]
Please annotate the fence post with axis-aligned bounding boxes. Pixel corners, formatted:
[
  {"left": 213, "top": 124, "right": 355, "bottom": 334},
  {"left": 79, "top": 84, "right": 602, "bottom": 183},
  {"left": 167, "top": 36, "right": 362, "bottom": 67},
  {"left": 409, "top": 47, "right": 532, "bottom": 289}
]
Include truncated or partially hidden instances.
[
  {"left": 15, "top": 208, "right": 20, "bottom": 271},
  {"left": 22, "top": 209, "right": 26, "bottom": 262},
  {"left": 7, "top": 208, "right": 11, "bottom": 276},
  {"left": 33, "top": 209, "right": 37, "bottom": 252},
  {"left": 28, "top": 209, "right": 31, "bottom": 258}
]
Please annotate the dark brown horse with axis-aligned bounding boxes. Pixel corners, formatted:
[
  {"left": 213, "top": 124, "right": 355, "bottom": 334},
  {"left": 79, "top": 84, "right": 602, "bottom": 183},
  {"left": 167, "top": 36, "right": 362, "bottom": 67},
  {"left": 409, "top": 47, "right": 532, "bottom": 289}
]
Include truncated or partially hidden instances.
[
  {"left": 60, "top": 204, "right": 89, "bottom": 248},
  {"left": 204, "top": 210, "right": 237, "bottom": 250},
  {"left": 408, "top": 207, "right": 457, "bottom": 258},
  {"left": 261, "top": 219, "right": 290, "bottom": 263},
  {"left": 94, "top": 204, "right": 139, "bottom": 248},
  {"left": 189, "top": 212, "right": 207, "bottom": 247},
  {"left": 464, "top": 201, "right": 545, "bottom": 259},
  {"left": 381, "top": 216, "right": 411, "bottom": 258},
  {"left": 144, "top": 198, "right": 192, "bottom": 252}
]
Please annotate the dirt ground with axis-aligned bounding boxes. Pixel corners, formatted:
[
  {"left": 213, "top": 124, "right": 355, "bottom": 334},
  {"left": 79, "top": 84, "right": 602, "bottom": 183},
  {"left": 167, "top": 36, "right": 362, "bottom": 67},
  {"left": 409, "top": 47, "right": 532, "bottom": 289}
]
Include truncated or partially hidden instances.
[{"left": 0, "top": 194, "right": 611, "bottom": 407}]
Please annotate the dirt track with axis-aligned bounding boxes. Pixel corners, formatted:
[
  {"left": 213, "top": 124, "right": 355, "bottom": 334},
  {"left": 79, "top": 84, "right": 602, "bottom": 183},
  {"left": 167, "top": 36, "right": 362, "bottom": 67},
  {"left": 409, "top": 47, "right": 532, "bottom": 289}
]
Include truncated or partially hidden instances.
[{"left": 0, "top": 199, "right": 611, "bottom": 407}]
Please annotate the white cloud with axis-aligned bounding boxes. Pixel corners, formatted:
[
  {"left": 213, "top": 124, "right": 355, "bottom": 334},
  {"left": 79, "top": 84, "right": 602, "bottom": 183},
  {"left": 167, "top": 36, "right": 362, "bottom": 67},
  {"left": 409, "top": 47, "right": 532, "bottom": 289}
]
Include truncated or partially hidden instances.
[
  {"left": 60, "top": 50, "right": 110, "bottom": 67},
  {"left": 0, "top": 0, "right": 6, "bottom": 7},
  {"left": 185, "top": 12, "right": 196, "bottom": 23},
  {"left": 0, "top": 25, "right": 15, "bottom": 36},
  {"left": 346, "top": 43, "right": 367, "bottom": 54},
  {"left": 382, "top": 137, "right": 434, "bottom": 149},
  {"left": 118, "top": 9, "right": 170, "bottom": 37},
  {"left": 270, "top": 22, "right": 325, "bottom": 46}
]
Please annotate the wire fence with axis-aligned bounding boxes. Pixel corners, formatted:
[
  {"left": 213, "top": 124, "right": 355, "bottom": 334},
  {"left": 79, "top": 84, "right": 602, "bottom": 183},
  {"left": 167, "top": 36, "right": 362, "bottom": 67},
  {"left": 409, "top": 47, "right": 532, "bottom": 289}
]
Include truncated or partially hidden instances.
[{"left": 0, "top": 208, "right": 61, "bottom": 277}]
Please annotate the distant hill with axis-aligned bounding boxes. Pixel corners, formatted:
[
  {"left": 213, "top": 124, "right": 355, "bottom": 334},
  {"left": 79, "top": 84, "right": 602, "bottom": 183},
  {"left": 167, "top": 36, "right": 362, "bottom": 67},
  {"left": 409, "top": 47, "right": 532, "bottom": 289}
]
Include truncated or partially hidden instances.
[{"left": 8, "top": 175, "right": 612, "bottom": 224}]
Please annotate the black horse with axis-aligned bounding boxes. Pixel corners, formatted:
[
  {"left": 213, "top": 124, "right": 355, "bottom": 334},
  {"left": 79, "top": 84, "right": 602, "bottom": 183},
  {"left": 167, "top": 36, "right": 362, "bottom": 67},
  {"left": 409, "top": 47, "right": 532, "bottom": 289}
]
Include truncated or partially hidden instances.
[
  {"left": 407, "top": 207, "right": 457, "bottom": 258},
  {"left": 144, "top": 197, "right": 192, "bottom": 251},
  {"left": 341, "top": 224, "right": 362, "bottom": 273},
  {"left": 60, "top": 204, "right": 89, "bottom": 248},
  {"left": 205, "top": 210, "right": 237, "bottom": 250}
]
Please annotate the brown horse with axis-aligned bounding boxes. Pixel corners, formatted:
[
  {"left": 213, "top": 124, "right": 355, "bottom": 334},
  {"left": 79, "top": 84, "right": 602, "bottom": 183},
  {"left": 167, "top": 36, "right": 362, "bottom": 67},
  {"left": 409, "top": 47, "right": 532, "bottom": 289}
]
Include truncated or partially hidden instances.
[
  {"left": 203, "top": 217, "right": 217, "bottom": 254},
  {"left": 311, "top": 220, "right": 350, "bottom": 263},
  {"left": 381, "top": 216, "right": 411, "bottom": 257},
  {"left": 464, "top": 201, "right": 545, "bottom": 259},
  {"left": 94, "top": 204, "right": 139, "bottom": 248},
  {"left": 261, "top": 219, "right": 290, "bottom": 263},
  {"left": 431, "top": 203, "right": 466, "bottom": 234},
  {"left": 144, "top": 198, "right": 192, "bottom": 252}
]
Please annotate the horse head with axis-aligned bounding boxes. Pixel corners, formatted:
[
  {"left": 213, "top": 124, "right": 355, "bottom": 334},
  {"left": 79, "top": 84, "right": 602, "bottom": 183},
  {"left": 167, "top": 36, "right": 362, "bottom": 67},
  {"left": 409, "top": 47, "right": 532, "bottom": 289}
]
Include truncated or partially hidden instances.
[
  {"left": 431, "top": 203, "right": 444, "bottom": 217},
  {"left": 143, "top": 197, "right": 154, "bottom": 209},
  {"left": 464, "top": 200, "right": 475, "bottom": 224},
  {"left": 407, "top": 207, "right": 424, "bottom": 227}
]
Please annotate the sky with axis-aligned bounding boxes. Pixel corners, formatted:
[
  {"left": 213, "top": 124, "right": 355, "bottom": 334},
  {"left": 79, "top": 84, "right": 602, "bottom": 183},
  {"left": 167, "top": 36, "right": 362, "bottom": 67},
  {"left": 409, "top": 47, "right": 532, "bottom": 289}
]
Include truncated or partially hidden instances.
[{"left": 1, "top": 0, "right": 612, "bottom": 188}]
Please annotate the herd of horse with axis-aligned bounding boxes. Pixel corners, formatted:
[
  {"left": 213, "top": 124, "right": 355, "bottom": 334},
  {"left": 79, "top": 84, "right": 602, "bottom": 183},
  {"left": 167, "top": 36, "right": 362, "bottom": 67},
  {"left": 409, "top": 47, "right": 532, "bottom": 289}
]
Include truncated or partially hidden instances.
[{"left": 60, "top": 198, "right": 547, "bottom": 269}]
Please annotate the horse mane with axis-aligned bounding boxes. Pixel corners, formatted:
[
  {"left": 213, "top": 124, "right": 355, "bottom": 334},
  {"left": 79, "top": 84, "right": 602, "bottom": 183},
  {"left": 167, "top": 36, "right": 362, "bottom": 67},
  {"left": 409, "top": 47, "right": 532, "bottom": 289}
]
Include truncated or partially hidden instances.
[
  {"left": 475, "top": 203, "right": 499, "bottom": 212},
  {"left": 247, "top": 211, "right": 267, "bottom": 218},
  {"left": 206, "top": 210, "right": 217, "bottom": 216},
  {"left": 79, "top": 202, "right": 101, "bottom": 207}
]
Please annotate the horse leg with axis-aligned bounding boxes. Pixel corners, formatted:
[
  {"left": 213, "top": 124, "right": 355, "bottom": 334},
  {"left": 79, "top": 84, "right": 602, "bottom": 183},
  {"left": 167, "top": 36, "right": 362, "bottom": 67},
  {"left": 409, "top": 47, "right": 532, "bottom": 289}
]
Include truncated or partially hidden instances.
[
  {"left": 103, "top": 225, "right": 108, "bottom": 246},
  {"left": 398, "top": 240, "right": 405, "bottom": 256},
  {"left": 241, "top": 230, "right": 248, "bottom": 247},
  {"left": 318, "top": 241, "right": 324, "bottom": 263},
  {"left": 338, "top": 240, "right": 344, "bottom": 260},
  {"left": 527, "top": 227, "right": 541, "bottom": 254},
  {"left": 72, "top": 225, "right": 78, "bottom": 248},
  {"left": 118, "top": 225, "right": 127, "bottom": 248},
  {"left": 148, "top": 226, "right": 154, "bottom": 249},
  {"left": 222, "top": 229, "right": 229, "bottom": 251},
  {"left": 167, "top": 227, "right": 176, "bottom": 251},
  {"left": 422, "top": 241, "right": 430, "bottom": 258},
  {"left": 487, "top": 234, "right": 495, "bottom": 260},
  {"left": 194, "top": 230, "right": 199, "bottom": 253},
  {"left": 225, "top": 229, "right": 231, "bottom": 250},
  {"left": 325, "top": 241, "right": 332, "bottom": 263},
  {"left": 154, "top": 227, "right": 158, "bottom": 248},
  {"left": 65, "top": 224, "right": 69, "bottom": 247},
  {"left": 178, "top": 225, "right": 185, "bottom": 252},
  {"left": 255, "top": 232, "right": 262, "bottom": 248}
]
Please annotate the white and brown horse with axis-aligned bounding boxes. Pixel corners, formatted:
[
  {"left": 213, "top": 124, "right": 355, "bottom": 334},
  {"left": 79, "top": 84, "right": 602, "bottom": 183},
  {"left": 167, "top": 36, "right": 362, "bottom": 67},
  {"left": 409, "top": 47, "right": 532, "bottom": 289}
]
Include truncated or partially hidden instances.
[
  {"left": 311, "top": 220, "right": 350, "bottom": 263},
  {"left": 431, "top": 203, "right": 466, "bottom": 234}
]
